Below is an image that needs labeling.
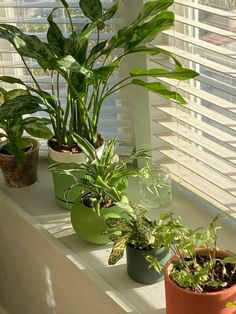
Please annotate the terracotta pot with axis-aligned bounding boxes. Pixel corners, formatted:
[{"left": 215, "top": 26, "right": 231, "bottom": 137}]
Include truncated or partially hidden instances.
[
  {"left": 0, "top": 138, "right": 39, "bottom": 188},
  {"left": 126, "top": 244, "right": 169, "bottom": 284},
  {"left": 48, "top": 137, "right": 104, "bottom": 210},
  {"left": 164, "top": 249, "right": 236, "bottom": 314}
]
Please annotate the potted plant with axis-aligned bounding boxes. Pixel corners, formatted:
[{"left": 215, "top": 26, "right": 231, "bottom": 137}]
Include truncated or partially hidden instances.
[
  {"left": 0, "top": 88, "right": 52, "bottom": 187},
  {"left": 49, "top": 133, "right": 150, "bottom": 244},
  {"left": 0, "top": 0, "right": 198, "bottom": 207},
  {"left": 106, "top": 202, "right": 173, "bottom": 284},
  {"left": 163, "top": 214, "right": 236, "bottom": 314}
]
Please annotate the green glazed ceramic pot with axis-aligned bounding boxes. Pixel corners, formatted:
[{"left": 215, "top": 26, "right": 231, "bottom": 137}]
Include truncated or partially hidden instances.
[{"left": 71, "top": 198, "right": 127, "bottom": 245}]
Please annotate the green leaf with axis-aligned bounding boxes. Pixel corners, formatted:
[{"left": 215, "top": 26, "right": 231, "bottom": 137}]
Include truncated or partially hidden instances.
[
  {"left": 56, "top": 55, "right": 93, "bottom": 78},
  {"left": 79, "top": 0, "right": 103, "bottom": 21},
  {"left": 5, "top": 142, "right": 24, "bottom": 160},
  {"left": 93, "top": 63, "right": 119, "bottom": 81},
  {"left": 108, "top": 235, "right": 129, "bottom": 265},
  {"left": 225, "top": 301, "right": 236, "bottom": 308},
  {"left": 222, "top": 256, "right": 236, "bottom": 265},
  {"left": 88, "top": 40, "right": 107, "bottom": 63},
  {"left": 15, "top": 137, "right": 32, "bottom": 149},
  {"left": 126, "top": 46, "right": 182, "bottom": 68},
  {"left": 24, "top": 121, "right": 53, "bottom": 139},
  {"left": 130, "top": 67, "right": 199, "bottom": 80},
  {"left": 126, "top": 11, "right": 174, "bottom": 49},
  {"left": 72, "top": 133, "right": 98, "bottom": 161},
  {"left": 101, "top": 0, "right": 120, "bottom": 21},
  {"left": 0, "top": 75, "right": 27, "bottom": 86},
  {"left": 132, "top": 79, "right": 187, "bottom": 104},
  {"left": 0, "top": 95, "right": 43, "bottom": 121},
  {"left": 6, "top": 89, "right": 29, "bottom": 100},
  {"left": 0, "top": 87, "right": 6, "bottom": 105},
  {"left": 134, "top": 0, "right": 174, "bottom": 25},
  {"left": 47, "top": 10, "right": 66, "bottom": 57}
]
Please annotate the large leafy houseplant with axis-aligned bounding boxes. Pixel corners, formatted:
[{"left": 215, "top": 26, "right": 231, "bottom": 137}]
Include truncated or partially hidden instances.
[
  {"left": 106, "top": 202, "right": 173, "bottom": 284},
  {"left": 49, "top": 134, "right": 150, "bottom": 244},
  {"left": 0, "top": 88, "right": 52, "bottom": 187},
  {"left": 163, "top": 214, "right": 236, "bottom": 314},
  {"left": 0, "top": 0, "right": 198, "bottom": 150}
]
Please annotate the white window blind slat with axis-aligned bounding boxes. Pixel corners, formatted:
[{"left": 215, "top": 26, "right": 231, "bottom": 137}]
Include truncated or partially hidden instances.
[
  {"left": 153, "top": 105, "right": 236, "bottom": 148},
  {"left": 151, "top": 0, "right": 236, "bottom": 217}
]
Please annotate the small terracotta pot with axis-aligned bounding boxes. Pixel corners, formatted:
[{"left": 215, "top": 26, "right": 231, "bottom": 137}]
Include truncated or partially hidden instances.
[
  {"left": 164, "top": 249, "right": 236, "bottom": 314},
  {"left": 0, "top": 138, "right": 39, "bottom": 188}
]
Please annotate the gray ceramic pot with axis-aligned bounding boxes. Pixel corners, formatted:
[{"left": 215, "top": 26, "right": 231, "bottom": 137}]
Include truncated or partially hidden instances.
[{"left": 126, "top": 244, "right": 169, "bottom": 284}]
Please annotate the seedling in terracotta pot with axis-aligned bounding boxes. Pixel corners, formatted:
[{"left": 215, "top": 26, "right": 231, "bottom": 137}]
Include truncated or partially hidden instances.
[{"left": 164, "top": 214, "right": 236, "bottom": 314}]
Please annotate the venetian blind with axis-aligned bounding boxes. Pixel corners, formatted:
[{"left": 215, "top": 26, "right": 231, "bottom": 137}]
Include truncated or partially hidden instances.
[
  {"left": 150, "top": 0, "right": 236, "bottom": 217},
  {"left": 0, "top": 0, "right": 134, "bottom": 155}
]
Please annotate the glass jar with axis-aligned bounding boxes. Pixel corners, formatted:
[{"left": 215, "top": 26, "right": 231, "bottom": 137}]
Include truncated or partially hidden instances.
[{"left": 139, "top": 165, "right": 172, "bottom": 210}]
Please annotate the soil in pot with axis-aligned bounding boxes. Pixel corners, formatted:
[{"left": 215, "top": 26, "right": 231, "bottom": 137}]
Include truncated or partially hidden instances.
[
  {"left": 164, "top": 249, "right": 236, "bottom": 314},
  {"left": 0, "top": 138, "right": 39, "bottom": 188}
]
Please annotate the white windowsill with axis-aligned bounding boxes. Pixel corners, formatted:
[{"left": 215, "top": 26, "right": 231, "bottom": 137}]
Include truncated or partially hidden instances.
[{"left": 0, "top": 157, "right": 236, "bottom": 314}]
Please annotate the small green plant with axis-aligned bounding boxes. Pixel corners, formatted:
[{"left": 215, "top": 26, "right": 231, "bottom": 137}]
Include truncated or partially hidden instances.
[
  {"left": 106, "top": 202, "right": 175, "bottom": 269},
  {"left": 167, "top": 214, "right": 236, "bottom": 293},
  {"left": 49, "top": 134, "right": 149, "bottom": 214},
  {"left": 0, "top": 0, "right": 198, "bottom": 149},
  {"left": 0, "top": 88, "right": 52, "bottom": 160},
  {"left": 226, "top": 301, "right": 236, "bottom": 308}
]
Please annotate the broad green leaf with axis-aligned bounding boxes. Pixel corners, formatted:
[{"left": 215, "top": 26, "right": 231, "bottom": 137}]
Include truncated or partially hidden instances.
[
  {"left": 130, "top": 67, "right": 199, "bottom": 80},
  {"left": 0, "top": 24, "right": 24, "bottom": 44},
  {"left": 0, "top": 75, "right": 26, "bottom": 86},
  {"left": 47, "top": 10, "right": 66, "bottom": 57},
  {"left": 56, "top": 55, "right": 93, "bottom": 78},
  {"left": 24, "top": 121, "right": 53, "bottom": 139},
  {"left": 132, "top": 79, "right": 187, "bottom": 104},
  {"left": 88, "top": 40, "right": 107, "bottom": 63},
  {"left": 133, "top": 0, "right": 174, "bottom": 25},
  {"left": 80, "top": 0, "right": 103, "bottom": 21},
  {"left": 101, "top": 0, "right": 120, "bottom": 21},
  {"left": 93, "top": 63, "right": 118, "bottom": 81},
  {"left": 0, "top": 95, "right": 43, "bottom": 121},
  {"left": 126, "top": 11, "right": 174, "bottom": 49},
  {"left": 6, "top": 89, "right": 29, "bottom": 100},
  {"left": 15, "top": 137, "right": 32, "bottom": 149}
]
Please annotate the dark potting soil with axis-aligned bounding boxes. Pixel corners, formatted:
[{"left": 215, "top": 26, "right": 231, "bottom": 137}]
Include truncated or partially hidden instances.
[
  {"left": 0, "top": 145, "right": 31, "bottom": 155},
  {"left": 170, "top": 254, "right": 236, "bottom": 293}
]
